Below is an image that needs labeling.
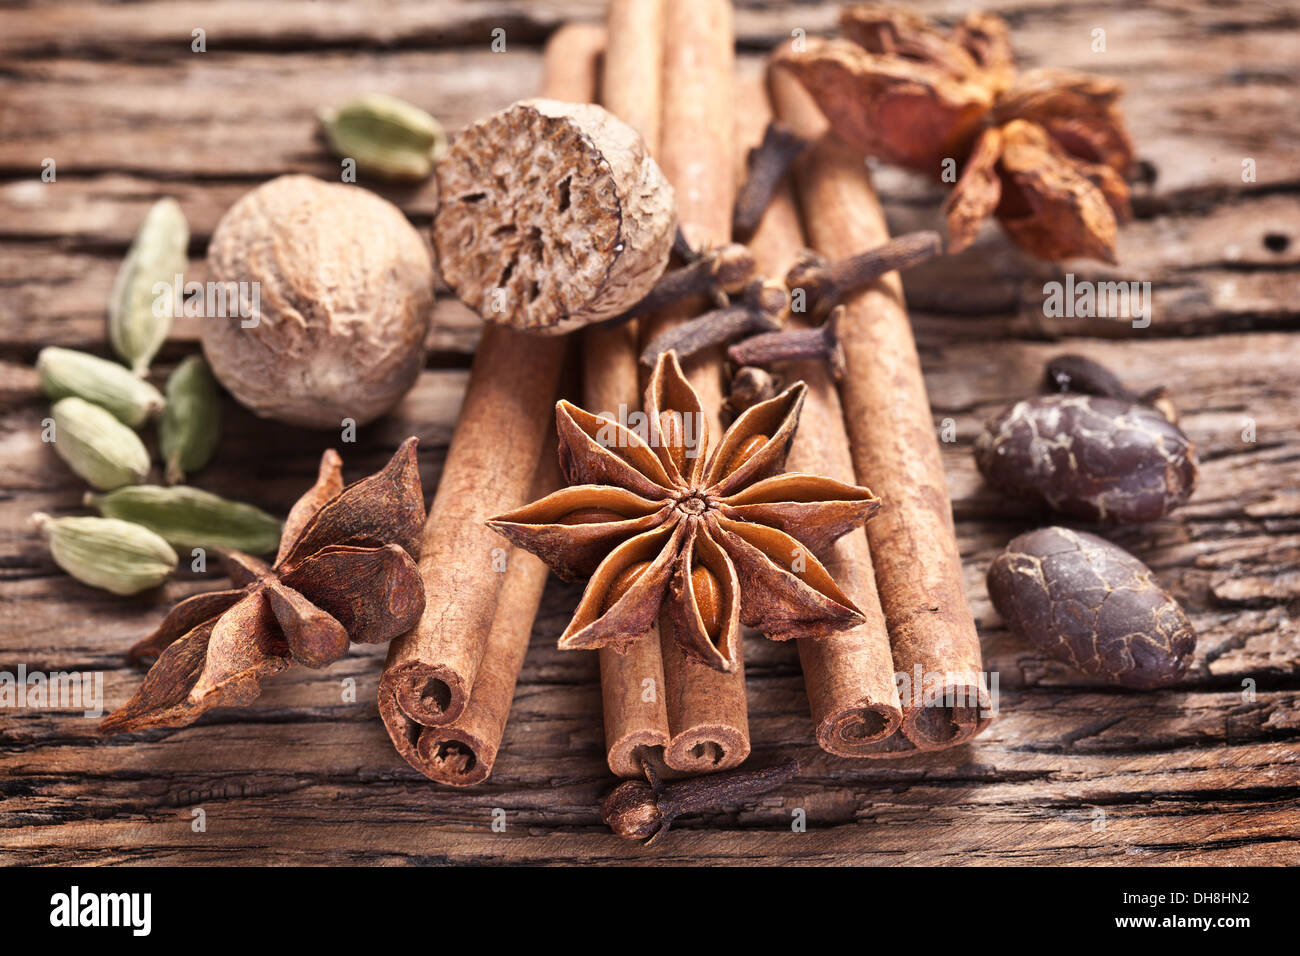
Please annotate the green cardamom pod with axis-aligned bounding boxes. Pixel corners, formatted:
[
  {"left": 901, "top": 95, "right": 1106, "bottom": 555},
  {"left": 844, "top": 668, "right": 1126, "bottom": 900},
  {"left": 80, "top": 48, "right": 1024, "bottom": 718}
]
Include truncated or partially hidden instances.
[
  {"left": 37, "top": 346, "right": 165, "bottom": 428},
  {"left": 318, "top": 94, "right": 448, "bottom": 181},
  {"left": 159, "top": 355, "right": 221, "bottom": 484},
  {"left": 87, "top": 485, "right": 283, "bottom": 555},
  {"left": 109, "top": 198, "right": 189, "bottom": 375},
  {"left": 50, "top": 397, "right": 151, "bottom": 490},
  {"left": 34, "top": 512, "right": 177, "bottom": 595}
]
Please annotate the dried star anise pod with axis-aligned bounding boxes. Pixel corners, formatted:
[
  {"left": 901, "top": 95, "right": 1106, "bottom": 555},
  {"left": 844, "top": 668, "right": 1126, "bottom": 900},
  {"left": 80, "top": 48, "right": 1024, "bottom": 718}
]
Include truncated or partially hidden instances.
[
  {"left": 99, "top": 439, "right": 427, "bottom": 734},
  {"left": 488, "top": 352, "right": 880, "bottom": 673},
  {"left": 773, "top": 4, "right": 1135, "bottom": 263}
]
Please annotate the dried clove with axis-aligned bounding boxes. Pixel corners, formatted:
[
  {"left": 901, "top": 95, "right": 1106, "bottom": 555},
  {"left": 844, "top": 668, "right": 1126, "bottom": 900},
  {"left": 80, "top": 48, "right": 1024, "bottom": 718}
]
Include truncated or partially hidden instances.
[
  {"left": 732, "top": 120, "right": 812, "bottom": 242},
  {"left": 602, "top": 754, "right": 799, "bottom": 845},
  {"left": 727, "top": 306, "right": 845, "bottom": 378},
  {"left": 639, "top": 278, "right": 787, "bottom": 367},
  {"left": 608, "top": 241, "right": 757, "bottom": 324},
  {"left": 1045, "top": 353, "right": 1178, "bottom": 423},
  {"left": 725, "top": 366, "right": 778, "bottom": 417},
  {"left": 785, "top": 230, "right": 942, "bottom": 319},
  {"left": 672, "top": 224, "right": 699, "bottom": 263}
]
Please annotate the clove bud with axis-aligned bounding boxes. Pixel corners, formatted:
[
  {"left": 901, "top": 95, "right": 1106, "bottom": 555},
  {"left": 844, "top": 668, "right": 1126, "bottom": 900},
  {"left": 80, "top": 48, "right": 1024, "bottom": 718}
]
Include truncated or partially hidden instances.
[
  {"left": 732, "top": 120, "right": 812, "bottom": 242},
  {"left": 725, "top": 366, "right": 778, "bottom": 417}
]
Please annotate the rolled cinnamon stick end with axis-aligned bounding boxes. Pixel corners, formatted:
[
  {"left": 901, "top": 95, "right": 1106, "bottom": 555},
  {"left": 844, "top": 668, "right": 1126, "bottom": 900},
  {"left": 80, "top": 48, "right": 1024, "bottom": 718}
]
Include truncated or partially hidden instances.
[
  {"left": 595, "top": 0, "right": 672, "bottom": 780},
  {"left": 378, "top": 24, "right": 599, "bottom": 733},
  {"left": 646, "top": 0, "right": 750, "bottom": 776},
  {"left": 661, "top": 614, "right": 750, "bottom": 773},
  {"left": 737, "top": 71, "right": 902, "bottom": 756},
  {"left": 380, "top": 323, "right": 564, "bottom": 728},
  {"left": 773, "top": 67, "right": 993, "bottom": 752},
  {"left": 601, "top": 641, "right": 671, "bottom": 778},
  {"left": 382, "top": 547, "right": 550, "bottom": 786},
  {"left": 382, "top": 438, "right": 562, "bottom": 785}
]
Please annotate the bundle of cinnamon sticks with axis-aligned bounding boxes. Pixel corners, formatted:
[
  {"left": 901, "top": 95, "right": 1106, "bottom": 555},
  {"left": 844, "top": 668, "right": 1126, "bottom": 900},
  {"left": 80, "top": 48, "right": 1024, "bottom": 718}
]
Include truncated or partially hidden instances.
[
  {"left": 766, "top": 68, "right": 994, "bottom": 756},
  {"left": 376, "top": 23, "right": 603, "bottom": 785},
  {"left": 378, "top": 0, "right": 993, "bottom": 786}
]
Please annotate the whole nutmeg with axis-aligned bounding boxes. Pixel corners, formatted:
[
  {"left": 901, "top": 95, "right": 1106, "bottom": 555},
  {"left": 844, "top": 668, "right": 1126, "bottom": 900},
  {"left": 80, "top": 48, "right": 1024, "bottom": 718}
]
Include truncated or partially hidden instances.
[
  {"left": 203, "top": 175, "right": 434, "bottom": 429},
  {"left": 434, "top": 98, "right": 676, "bottom": 334}
]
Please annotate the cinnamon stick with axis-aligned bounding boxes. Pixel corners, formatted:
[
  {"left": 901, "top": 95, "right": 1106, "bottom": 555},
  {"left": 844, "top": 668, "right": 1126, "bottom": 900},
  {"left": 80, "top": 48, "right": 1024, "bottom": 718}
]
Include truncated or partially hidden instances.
[
  {"left": 773, "top": 67, "right": 993, "bottom": 754},
  {"left": 736, "top": 71, "right": 902, "bottom": 755},
  {"left": 380, "top": 445, "right": 560, "bottom": 785},
  {"left": 590, "top": 0, "right": 672, "bottom": 779},
  {"left": 378, "top": 24, "right": 601, "bottom": 734},
  {"left": 646, "top": 0, "right": 749, "bottom": 775}
]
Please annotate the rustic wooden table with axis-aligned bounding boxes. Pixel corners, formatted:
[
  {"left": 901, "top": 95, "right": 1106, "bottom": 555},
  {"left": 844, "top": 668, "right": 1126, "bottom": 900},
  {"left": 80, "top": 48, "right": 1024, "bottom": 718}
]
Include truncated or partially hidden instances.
[{"left": 2, "top": 1, "right": 1298, "bottom": 866}]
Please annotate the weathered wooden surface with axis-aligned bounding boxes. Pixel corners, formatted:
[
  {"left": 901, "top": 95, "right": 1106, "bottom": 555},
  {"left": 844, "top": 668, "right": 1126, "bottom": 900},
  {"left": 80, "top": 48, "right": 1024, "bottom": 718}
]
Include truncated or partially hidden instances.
[{"left": 1, "top": 0, "right": 1298, "bottom": 865}]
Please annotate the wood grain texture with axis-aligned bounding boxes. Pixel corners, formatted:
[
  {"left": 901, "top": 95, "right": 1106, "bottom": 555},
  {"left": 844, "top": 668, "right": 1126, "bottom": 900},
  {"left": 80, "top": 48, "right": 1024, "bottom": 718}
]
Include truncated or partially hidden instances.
[{"left": 1, "top": 0, "right": 1297, "bottom": 865}]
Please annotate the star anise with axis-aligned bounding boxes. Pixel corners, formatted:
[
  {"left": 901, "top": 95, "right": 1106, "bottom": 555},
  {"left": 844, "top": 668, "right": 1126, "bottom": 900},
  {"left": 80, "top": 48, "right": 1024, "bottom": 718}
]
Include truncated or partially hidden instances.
[
  {"left": 773, "top": 4, "right": 1135, "bottom": 263},
  {"left": 488, "top": 351, "right": 880, "bottom": 673},
  {"left": 99, "top": 439, "right": 427, "bottom": 734}
]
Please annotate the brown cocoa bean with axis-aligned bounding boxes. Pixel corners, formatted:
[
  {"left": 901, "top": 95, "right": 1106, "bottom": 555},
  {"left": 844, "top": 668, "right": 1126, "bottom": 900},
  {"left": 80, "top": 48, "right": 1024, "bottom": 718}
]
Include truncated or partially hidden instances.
[
  {"left": 987, "top": 526, "right": 1196, "bottom": 689},
  {"left": 974, "top": 394, "right": 1197, "bottom": 523}
]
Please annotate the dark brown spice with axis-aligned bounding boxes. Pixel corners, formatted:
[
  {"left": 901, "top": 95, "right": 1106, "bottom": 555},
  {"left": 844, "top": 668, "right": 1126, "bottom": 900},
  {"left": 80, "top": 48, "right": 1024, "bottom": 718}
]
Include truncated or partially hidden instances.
[
  {"left": 987, "top": 526, "right": 1196, "bottom": 689},
  {"left": 1045, "top": 353, "right": 1178, "bottom": 423},
  {"left": 602, "top": 754, "right": 799, "bottom": 845},
  {"left": 671, "top": 224, "right": 698, "bottom": 263},
  {"left": 725, "top": 366, "right": 778, "bottom": 418},
  {"left": 639, "top": 278, "right": 788, "bottom": 367},
  {"left": 728, "top": 305, "right": 844, "bottom": 377},
  {"left": 784, "top": 230, "right": 942, "bottom": 319},
  {"left": 975, "top": 394, "right": 1197, "bottom": 523},
  {"left": 608, "top": 242, "right": 756, "bottom": 324},
  {"left": 732, "top": 120, "right": 811, "bottom": 242}
]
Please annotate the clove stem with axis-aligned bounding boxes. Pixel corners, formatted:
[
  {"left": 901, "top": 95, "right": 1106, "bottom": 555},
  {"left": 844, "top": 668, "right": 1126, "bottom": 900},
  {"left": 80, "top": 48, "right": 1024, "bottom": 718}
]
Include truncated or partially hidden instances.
[
  {"left": 829, "top": 229, "right": 943, "bottom": 289},
  {"left": 732, "top": 120, "right": 811, "bottom": 242},
  {"left": 725, "top": 365, "right": 778, "bottom": 417},
  {"left": 672, "top": 224, "right": 698, "bottom": 263}
]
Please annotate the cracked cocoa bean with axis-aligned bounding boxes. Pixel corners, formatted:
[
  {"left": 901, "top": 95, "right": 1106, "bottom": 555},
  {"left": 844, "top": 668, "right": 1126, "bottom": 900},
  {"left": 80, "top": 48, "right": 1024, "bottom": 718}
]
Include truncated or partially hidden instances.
[
  {"left": 988, "top": 527, "right": 1196, "bottom": 689},
  {"left": 974, "top": 394, "right": 1197, "bottom": 523}
]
